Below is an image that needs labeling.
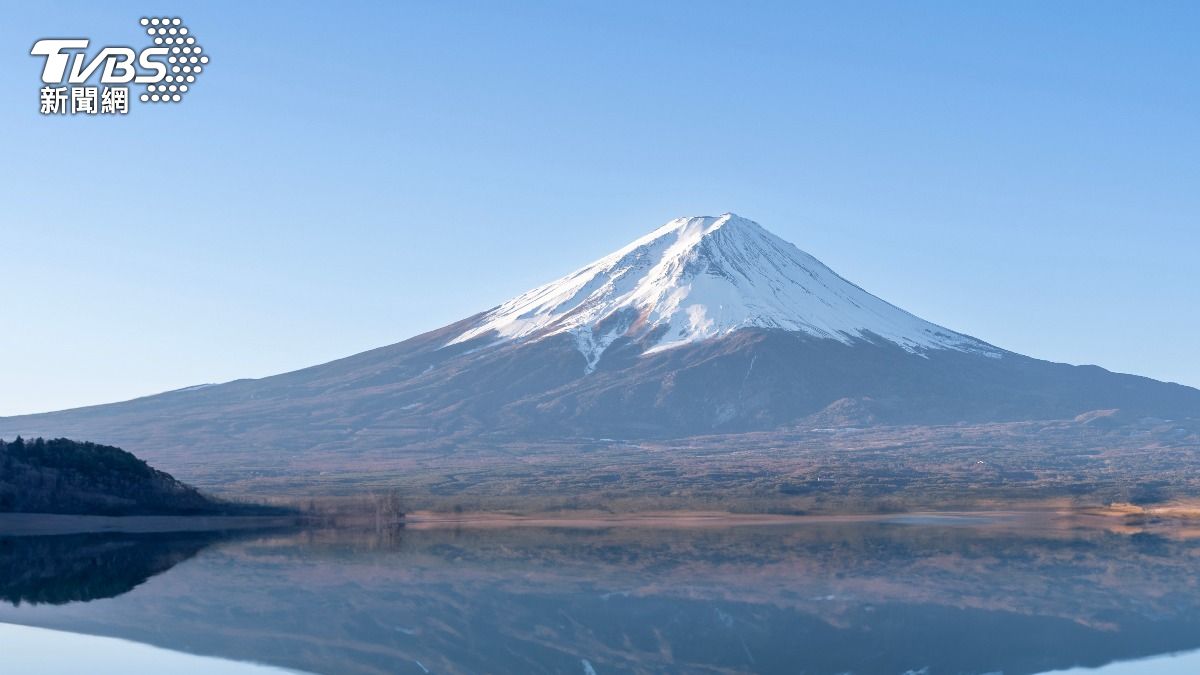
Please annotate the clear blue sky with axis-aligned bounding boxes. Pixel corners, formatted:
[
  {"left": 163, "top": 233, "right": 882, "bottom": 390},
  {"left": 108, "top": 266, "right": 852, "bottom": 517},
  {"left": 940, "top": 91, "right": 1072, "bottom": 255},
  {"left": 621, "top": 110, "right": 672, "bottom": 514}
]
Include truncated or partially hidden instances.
[{"left": 2, "top": 1, "right": 1197, "bottom": 416}]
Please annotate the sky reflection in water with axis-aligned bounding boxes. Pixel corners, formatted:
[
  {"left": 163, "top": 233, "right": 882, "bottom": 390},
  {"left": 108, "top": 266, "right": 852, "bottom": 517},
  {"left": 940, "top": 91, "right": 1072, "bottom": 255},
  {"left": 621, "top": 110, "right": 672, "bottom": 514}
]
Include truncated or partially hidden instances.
[{"left": 1, "top": 519, "right": 1198, "bottom": 674}]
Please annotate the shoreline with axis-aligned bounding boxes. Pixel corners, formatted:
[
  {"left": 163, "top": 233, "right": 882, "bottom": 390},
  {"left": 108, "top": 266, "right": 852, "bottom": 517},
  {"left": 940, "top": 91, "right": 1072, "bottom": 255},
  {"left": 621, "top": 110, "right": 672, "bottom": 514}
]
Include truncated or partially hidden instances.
[
  {"left": 0, "top": 513, "right": 302, "bottom": 537},
  {"left": 404, "top": 508, "right": 1056, "bottom": 529},
  {"left": 398, "top": 502, "right": 1200, "bottom": 531},
  {"left": 5, "top": 501, "right": 1198, "bottom": 537}
]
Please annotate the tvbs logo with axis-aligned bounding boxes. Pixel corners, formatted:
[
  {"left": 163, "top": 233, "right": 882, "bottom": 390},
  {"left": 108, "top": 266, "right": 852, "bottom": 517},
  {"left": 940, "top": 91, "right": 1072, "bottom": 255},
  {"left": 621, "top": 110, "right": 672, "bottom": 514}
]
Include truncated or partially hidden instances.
[{"left": 32, "top": 17, "right": 208, "bottom": 115}]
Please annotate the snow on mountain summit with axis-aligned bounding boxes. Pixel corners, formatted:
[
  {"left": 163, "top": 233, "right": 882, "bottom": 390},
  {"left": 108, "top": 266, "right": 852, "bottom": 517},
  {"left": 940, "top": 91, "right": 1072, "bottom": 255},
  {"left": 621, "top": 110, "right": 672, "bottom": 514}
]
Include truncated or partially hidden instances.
[{"left": 449, "top": 213, "right": 1000, "bottom": 371}]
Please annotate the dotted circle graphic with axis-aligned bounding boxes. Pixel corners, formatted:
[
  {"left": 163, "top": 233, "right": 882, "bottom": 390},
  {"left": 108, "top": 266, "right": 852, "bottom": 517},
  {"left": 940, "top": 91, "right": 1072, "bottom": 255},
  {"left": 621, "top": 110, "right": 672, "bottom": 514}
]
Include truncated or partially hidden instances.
[{"left": 139, "top": 17, "right": 209, "bottom": 104}]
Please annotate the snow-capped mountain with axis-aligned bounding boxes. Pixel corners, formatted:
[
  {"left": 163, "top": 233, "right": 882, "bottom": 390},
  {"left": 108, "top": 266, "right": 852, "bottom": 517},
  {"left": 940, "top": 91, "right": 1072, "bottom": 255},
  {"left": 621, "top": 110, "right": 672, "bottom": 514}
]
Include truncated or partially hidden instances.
[
  {"left": 1, "top": 213, "right": 1197, "bottom": 474},
  {"left": 451, "top": 213, "right": 998, "bottom": 372}
]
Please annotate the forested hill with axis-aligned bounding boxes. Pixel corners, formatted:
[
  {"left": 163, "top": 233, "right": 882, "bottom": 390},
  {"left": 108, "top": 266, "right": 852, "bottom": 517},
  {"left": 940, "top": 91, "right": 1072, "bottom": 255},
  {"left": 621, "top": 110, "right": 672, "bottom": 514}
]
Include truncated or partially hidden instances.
[{"left": 0, "top": 437, "right": 242, "bottom": 515}]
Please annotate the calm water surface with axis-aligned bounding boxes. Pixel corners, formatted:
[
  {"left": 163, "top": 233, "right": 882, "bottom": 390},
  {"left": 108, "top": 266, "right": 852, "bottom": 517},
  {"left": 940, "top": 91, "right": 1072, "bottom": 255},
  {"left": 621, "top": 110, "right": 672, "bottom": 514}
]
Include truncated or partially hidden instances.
[{"left": 2, "top": 519, "right": 1199, "bottom": 674}]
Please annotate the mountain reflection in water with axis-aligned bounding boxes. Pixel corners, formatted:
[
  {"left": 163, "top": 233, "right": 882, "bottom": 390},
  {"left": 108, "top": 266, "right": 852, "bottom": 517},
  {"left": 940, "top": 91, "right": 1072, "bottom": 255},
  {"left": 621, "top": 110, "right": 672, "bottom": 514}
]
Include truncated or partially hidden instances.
[{"left": 1, "top": 519, "right": 1199, "bottom": 675}]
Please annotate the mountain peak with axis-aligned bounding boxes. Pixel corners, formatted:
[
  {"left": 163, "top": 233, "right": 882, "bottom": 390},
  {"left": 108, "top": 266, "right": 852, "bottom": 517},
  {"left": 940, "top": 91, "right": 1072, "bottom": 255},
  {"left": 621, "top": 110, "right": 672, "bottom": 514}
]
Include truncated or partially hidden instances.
[
  {"left": 644, "top": 212, "right": 759, "bottom": 244},
  {"left": 449, "top": 214, "right": 999, "bottom": 371}
]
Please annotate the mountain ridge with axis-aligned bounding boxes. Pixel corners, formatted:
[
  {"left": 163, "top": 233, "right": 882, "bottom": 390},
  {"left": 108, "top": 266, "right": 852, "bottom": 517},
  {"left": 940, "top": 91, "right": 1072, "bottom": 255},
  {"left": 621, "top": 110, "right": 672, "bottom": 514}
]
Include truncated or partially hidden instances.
[
  {"left": 0, "top": 213, "right": 1196, "bottom": 493},
  {"left": 450, "top": 213, "right": 1000, "bottom": 370}
]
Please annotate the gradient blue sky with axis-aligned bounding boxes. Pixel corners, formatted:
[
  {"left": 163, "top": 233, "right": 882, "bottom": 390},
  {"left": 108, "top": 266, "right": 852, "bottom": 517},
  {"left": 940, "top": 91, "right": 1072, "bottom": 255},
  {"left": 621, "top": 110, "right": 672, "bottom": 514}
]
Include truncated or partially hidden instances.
[{"left": 2, "top": 1, "right": 1197, "bottom": 416}]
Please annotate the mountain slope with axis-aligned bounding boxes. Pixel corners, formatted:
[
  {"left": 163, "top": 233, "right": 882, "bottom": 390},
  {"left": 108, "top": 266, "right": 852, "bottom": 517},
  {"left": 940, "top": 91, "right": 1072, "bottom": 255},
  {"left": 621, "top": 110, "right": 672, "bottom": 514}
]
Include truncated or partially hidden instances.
[
  {"left": 450, "top": 214, "right": 999, "bottom": 369},
  {"left": 0, "top": 214, "right": 1196, "bottom": 476}
]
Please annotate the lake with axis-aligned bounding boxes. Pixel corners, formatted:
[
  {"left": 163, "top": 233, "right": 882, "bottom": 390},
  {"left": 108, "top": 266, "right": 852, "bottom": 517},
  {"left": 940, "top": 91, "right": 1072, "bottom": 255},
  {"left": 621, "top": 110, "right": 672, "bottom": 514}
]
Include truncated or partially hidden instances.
[{"left": 2, "top": 515, "right": 1199, "bottom": 674}]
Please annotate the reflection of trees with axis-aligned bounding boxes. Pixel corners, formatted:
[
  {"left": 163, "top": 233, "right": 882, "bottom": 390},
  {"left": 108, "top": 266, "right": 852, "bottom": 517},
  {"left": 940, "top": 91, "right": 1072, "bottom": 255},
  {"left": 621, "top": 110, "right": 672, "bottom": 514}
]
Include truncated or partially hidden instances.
[
  {"left": 6, "top": 524, "right": 1200, "bottom": 675},
  {"left": 0, "top": 532, "right": 222, "bottom": 606},
  {"left": 183, "top": 524, "right": 1200, "bottom": 675}
]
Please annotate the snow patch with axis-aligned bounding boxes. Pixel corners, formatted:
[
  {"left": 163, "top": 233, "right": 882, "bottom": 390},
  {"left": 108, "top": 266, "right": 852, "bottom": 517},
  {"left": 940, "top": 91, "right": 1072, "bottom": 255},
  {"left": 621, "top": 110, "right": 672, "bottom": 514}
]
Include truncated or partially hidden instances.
[
  {"left": 448, "top": 213, "right": 1000, "bottom": 368},
  {"left": 572, "top": 325, "right": 624, "bottom": 374},
  {"left": 171, "top": 383, "right": 217, "bottom": 393}
]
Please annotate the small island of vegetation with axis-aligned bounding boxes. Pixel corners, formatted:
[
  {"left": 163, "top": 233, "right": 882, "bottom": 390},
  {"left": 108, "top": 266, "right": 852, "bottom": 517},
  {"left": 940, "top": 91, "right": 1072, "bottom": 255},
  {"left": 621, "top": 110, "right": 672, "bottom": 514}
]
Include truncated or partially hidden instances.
[{"left": 0, "top": 436, "right": 278, "bottom": 517}]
